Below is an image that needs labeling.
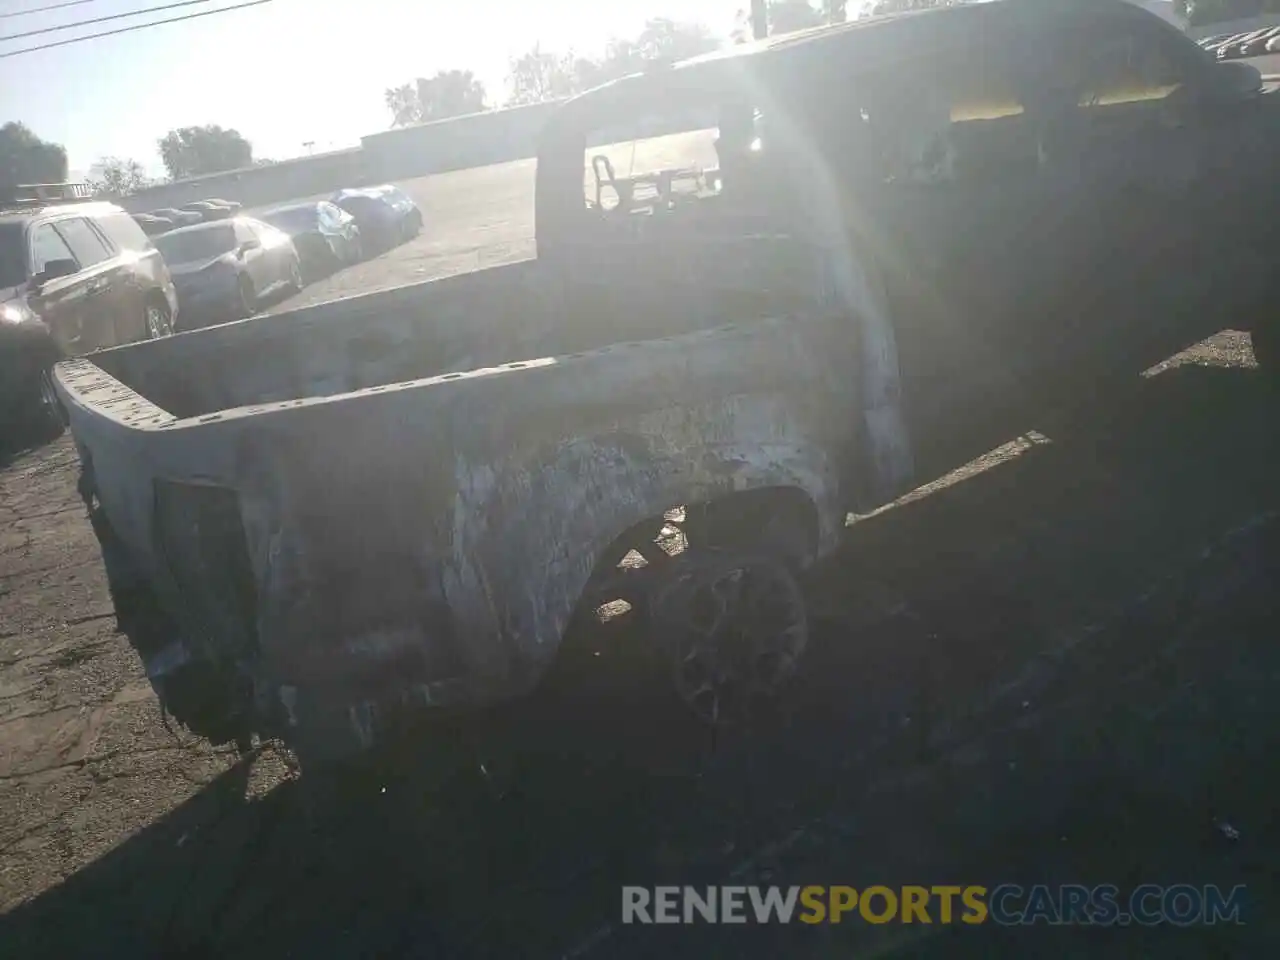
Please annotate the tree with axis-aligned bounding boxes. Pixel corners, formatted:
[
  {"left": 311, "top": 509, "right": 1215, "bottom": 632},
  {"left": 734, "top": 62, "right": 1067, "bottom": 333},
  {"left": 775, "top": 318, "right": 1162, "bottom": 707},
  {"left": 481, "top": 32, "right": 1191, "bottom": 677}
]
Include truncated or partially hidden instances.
[
  {"left": 0, "top": 122, "right": 67, "bottom": 193},
  {"left": 766, "top": 0, "right": 824, "bottom": 34},
  {"left": 385, "top": 83, "right": 421, "bottom": 127},
  {"left": 506, "top": 44, "right": 585, "bottom": 105},
  {"left": 157, "top": 125, "right": 252, "bottom": 181},
  {"left": 417, "top": 70, "right": 487, "bottom": 121},
  {"left": 868, "top": 0, "right": 953, "bottom": 13},
  {"left": 732, "top": 1, "right": 824, "bottom": 41},
  {"left": 384, "top": 70, "right": 488, "bottom": 126},
  {"left": 87, "top": 156, "right": 150, "bottom": 198},
  {"left": 505, "top": 19, "right": 720, "bottom": 106},
  {"left": 631, "top": 17, "right": 719, "bottom": 62}
]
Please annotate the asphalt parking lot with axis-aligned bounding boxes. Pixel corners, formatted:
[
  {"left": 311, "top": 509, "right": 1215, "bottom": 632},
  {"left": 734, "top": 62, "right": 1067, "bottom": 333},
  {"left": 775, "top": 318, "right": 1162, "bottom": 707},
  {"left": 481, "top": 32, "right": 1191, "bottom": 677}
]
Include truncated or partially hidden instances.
[
  {"left": 2, "top": 146, "right": 1280, "bottom": 956},
  {"left": 258, "top": 161, "right": 537, "bottom": 312}
]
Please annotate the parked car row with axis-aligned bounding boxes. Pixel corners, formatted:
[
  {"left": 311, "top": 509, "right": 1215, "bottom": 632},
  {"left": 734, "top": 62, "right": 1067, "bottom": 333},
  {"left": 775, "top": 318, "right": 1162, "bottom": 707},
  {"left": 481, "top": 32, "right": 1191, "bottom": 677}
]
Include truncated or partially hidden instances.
[
  {"left": 1198, "top": 25, "right": 1280, "bottom": 60},
  {"left": 138, "top": 185, "right": 423, "bottom": 331},
  {"left": 0, "top": 180, "right": 423, "bottom": 441},
  {"left": 131, "top": 197, "right": 242, "bottom": 237}
]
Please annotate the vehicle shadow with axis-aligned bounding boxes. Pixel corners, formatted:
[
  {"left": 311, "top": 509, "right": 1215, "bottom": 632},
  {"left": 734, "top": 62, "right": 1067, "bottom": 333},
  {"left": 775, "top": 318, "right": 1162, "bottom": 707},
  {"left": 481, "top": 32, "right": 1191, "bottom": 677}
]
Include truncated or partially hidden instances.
[
  {"left": 243, "top": 281, "right": 307, "bottom": 322},
  {"left": 184, "top": 280, "right": 311, "bottom": 332},
  {"left": 0, "top": 421, "right": 64, "bottom": 473},
  {"left": 2, "top": 361, "right": 1278, "bottom": 959}
]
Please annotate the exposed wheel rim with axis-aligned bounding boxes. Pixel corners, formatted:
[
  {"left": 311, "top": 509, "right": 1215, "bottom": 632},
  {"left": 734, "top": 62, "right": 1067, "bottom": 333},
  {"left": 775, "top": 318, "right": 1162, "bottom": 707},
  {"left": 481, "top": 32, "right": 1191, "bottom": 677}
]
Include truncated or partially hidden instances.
[
  {"left": 290, "top": 260, "right": 303, "bottom": 289},
  {"left": 146, "top": 303, "right": 172, "bottom": 338},
  {"left": 655, "top": 555, "right": 808, "bottom": 727}
]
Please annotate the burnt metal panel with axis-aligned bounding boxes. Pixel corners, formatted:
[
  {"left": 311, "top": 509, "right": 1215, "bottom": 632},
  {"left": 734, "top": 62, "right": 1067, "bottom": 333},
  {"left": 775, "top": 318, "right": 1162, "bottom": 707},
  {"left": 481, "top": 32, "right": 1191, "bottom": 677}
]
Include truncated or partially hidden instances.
[{"left": 153, "top": 479, "right": 259, "bottom": 660}]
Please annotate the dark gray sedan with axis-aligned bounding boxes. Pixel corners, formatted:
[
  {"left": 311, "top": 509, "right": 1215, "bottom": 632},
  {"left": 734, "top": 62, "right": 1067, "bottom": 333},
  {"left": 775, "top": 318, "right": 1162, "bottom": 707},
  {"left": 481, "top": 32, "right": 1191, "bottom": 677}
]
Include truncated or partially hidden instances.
[
  {"left": 179, "top": 200, "right": 235, "bottom": 222},
  {"left": 259, "top": 200, "right": 363, "bottom": 281},
  {"left": 153, "top": 217, "right": 302, "bottom": 330},
  {"left": 331, "top": 185, "right": 422, "bottom": 254}
]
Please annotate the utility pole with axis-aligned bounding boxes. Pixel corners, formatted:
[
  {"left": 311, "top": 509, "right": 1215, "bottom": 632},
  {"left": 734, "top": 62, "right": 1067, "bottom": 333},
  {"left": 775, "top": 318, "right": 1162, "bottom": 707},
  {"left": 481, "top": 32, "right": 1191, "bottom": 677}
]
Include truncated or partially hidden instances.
[{"left": 750, "top": 0, "right": 768, "bottom": 39}]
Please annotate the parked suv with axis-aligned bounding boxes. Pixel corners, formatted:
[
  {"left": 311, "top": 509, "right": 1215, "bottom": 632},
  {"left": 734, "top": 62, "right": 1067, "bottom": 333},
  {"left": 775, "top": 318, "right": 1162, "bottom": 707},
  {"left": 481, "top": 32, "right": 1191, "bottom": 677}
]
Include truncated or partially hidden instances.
[{"left": 1, "top": 183, "right": 178, "bottom": 439}]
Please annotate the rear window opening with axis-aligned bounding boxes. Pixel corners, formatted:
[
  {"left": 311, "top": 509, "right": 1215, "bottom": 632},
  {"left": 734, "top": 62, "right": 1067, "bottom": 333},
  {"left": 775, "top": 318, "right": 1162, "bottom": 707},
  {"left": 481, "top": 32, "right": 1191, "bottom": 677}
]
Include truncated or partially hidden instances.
[
  {"left": 583, "top": 107, "right": 723, "bottom": 214},
  {"left": 579, "top": 98, "right": 783, "bottom": 236}
]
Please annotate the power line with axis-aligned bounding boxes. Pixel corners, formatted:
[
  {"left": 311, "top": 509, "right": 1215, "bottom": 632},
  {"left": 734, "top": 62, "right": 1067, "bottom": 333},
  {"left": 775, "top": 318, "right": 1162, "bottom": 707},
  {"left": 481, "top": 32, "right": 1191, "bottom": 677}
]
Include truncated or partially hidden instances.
[
  {"left": 0, "top": 0, "right": 274, "bottom": 57},
  {"left": 1, "top": 0, "right": 218, "bottom": 43},
  {"left": 0, "top": 0, "right": 96, "bottom": 20}
]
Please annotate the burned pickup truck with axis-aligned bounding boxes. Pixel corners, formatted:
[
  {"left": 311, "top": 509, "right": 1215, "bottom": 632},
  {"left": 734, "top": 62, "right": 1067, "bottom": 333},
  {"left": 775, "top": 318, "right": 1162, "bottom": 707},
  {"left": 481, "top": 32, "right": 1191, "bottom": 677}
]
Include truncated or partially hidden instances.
[{"left": 57, "top": 0, "right": 1280, "bottom": 764}]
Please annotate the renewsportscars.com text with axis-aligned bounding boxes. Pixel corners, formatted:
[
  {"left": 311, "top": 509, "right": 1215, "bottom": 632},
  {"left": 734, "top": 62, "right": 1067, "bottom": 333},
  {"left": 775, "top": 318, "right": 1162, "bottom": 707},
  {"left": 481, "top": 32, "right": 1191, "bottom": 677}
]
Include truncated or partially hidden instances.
[{"left": 621, "top": 884, "right": 1247, "bottom": 926}]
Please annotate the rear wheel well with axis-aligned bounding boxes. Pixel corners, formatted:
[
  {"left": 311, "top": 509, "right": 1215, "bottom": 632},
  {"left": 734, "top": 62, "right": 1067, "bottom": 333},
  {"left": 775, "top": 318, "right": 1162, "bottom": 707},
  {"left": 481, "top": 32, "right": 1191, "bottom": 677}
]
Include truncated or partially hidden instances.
[
  {"left": 574, "top": 485, "right": 820, "bottom": 628},
  {"left": 553, "top": 486, "right": 820, "bottom": 732},
  {"left": 690, "top": 486, "right": 819, "bottom": 564}
]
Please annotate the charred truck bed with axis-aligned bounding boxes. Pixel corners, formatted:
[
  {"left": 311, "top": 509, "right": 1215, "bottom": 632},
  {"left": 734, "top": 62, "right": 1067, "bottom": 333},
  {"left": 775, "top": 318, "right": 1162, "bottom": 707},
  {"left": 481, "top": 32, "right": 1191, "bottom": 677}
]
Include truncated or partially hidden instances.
[{"left": 59, "top": 0, "right": 1280, "bottom": 764}]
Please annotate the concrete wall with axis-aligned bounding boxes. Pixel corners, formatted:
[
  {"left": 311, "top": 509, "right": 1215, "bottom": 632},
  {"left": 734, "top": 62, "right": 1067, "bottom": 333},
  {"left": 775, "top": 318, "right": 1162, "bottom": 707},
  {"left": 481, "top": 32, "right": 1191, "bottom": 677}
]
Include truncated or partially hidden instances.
[
  {"left": 122, "top": 101, "right": 568, "bottom": 214},
  {"left": 123, "top": 148, "right": 366, "bottom": 213},
  {"left": 122, "top": 147, "right": 367, "bottom": 213},
  {"left": 360, "top": 101, "right": 566, "bottom": 183},
  {"left": 362, "top": 100, "right": 719, "bottom": 182}
]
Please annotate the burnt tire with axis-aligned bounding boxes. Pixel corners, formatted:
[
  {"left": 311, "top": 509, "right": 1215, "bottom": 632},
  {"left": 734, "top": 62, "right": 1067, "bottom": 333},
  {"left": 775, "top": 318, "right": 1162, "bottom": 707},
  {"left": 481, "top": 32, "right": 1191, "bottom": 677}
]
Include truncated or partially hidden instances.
[
  {"left": 651, "top": 550, "right": 808, "bottom": 728},
  {"left": 1251, "top": 322, "right": 1280, "bottom": 375},
  {"left": 37, "top": 366, "right": 67, "bottom": 429},
  {"left": 4, "top": 342, "right": 70, "bottom": 446},
  {"left": 558, "top": 541, "right": 813, "bottom": 803},
  {"left": 237, "top": 275, "right": 256, "bottom": 319},
  {"left": 24, "top": 364, "right": 69, "bottom": 443},
  {"left": 287, "top": 257, "right": 304, "bottom": 293},
  {"left": 144, "top": 297, "right": 173, "bottom": 339}
]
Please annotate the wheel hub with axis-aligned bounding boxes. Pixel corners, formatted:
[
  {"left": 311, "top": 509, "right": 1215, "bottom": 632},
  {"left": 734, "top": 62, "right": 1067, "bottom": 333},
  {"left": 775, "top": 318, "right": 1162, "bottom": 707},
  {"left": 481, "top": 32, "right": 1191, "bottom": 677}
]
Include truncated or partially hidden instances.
[{"left": 656, "top": 555, "right": 807, "bottom": 726}]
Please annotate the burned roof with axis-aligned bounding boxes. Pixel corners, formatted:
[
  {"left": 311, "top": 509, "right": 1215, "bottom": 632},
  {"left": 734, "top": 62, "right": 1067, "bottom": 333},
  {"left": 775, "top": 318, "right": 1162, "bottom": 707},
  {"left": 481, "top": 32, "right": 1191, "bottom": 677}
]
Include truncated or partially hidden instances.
[{"left": 539, "top": 0, "right": 1147, "bottom": 137}]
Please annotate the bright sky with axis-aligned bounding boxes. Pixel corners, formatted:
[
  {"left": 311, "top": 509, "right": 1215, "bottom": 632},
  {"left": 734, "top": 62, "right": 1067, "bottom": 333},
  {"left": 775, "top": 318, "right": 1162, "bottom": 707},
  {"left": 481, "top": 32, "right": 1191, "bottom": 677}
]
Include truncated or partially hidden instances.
[{"left": 0, "top": 0, "right": 751, "bottom": 177}]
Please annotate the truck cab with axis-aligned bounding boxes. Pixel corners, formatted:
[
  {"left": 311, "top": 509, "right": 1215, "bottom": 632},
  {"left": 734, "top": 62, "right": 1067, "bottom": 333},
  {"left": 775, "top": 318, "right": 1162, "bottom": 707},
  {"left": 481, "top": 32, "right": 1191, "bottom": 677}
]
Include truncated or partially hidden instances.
[{"left": 536, "top": 0, "right": 1277, "bottom": 485}]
